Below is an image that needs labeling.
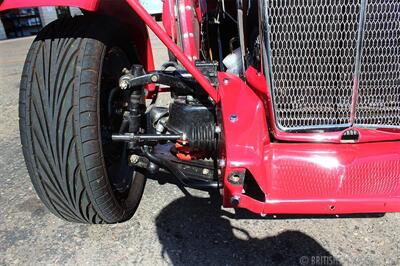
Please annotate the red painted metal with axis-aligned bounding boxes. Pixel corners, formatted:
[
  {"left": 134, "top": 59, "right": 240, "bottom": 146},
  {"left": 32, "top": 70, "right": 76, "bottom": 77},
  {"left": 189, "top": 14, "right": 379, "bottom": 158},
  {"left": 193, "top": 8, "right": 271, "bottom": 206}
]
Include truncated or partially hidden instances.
[
  {"left": 125, "top": 0, "right": 219, "bottom": 102},
  {"left": 246, "top": 68, "right": 400, "bottom": 144},
  {"left": 96, "top": 0, "right": 156, "bottom": 91},
  {"left": 220, "top": 72, "right": 400, "bottom": 214},
  {"left": 218, "top": 72, "right": 270, "bottom": 208},
  {"left": 162, "top": 0, "right": 177, "bottom": 41},
  {"left": 162, "top": 0, "right": 201, "bottom": 61},
  {"left": 0, "top": 0, "right": 99, "bottom": 11},
  {"left": 176, "top": 0, "right": 200, "bottom": 61}
]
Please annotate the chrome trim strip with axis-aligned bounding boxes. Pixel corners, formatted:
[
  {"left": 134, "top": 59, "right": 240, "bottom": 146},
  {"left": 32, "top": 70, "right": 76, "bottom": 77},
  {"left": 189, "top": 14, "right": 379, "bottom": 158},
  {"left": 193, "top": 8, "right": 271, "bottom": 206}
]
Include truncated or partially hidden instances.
[{"left": 350, "top": 0, "right": 368, "bottom": 125}]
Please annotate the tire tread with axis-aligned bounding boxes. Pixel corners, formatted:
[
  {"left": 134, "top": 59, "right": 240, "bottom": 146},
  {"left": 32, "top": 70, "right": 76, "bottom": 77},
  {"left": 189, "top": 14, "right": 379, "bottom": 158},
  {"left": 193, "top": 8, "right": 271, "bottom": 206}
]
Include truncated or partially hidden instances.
[{"left": 19, "top": 16, "right": 144, "bottom": 224}]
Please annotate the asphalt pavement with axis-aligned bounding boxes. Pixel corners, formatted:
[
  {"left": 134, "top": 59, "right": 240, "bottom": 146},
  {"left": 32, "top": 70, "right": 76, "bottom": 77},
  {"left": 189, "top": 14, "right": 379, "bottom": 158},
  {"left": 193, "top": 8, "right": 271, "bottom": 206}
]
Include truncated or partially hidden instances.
[{"left": 0, "top": 33, "right": 399, "bottom": 266}]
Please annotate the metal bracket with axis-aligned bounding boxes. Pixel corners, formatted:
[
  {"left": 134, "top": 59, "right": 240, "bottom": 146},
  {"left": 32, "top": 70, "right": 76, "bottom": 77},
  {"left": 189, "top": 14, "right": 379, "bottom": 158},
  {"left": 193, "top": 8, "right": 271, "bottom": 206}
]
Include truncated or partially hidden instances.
[{"left": 119, "top": 70, "right": 210, "bottom": 97}]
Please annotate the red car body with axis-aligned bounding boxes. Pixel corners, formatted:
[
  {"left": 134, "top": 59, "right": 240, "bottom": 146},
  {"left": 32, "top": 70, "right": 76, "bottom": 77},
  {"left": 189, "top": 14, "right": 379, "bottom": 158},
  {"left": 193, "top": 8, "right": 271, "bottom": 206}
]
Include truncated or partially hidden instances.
[{"left": 2, "top": 0, "right": 400, "bottom": 215}]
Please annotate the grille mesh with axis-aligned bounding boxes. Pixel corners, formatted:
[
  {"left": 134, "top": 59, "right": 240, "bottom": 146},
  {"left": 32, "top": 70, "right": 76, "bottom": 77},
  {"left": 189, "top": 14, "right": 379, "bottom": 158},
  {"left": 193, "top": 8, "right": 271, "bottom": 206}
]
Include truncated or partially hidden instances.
[
  {"left": 265, "top": 0, "right": 400, "bottom": 131},
  {"left": 266, "top": 0, "right": 361, "bottom": 130},
  {"left": 355, "top": 0, "right": 400, "bottom": 127}
]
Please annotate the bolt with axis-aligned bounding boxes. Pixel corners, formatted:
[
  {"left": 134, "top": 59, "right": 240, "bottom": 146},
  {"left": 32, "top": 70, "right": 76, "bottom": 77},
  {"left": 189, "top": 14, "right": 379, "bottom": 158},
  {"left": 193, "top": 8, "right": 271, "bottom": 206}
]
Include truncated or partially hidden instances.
[
  {"left": 181, "top": 133, "right": 188, "bottom": 141},
  {"left": 218, "top": 159, "right": 226, "bottom": 168},
  {"left": 229, "top": 174, "right": 241, "bottom": 183},
  {"left": 215, "top": 126, "right": 222, "bottom": 133},
  {"left": 202, "top": 168, "right": 210, "bottom": 175},
  {"left": 260, "top": 213, "right": 266, "bottom": 217},
  {"left": 187, "top": 95, "right": 194, "bottom": 102},
  {"left": 129, "top": 154, "right": 140, "bottom": 164},
  {"left": 223, "top": 78, "right": 229, "bottom": 85},
  {"left": 181, "top": 133, "right": 188, "bottom": 145},
  {"left": 120, "top": 80, "right": 129, "bottom": 90},
  {"left": 229, "top": 114, "right": 238, "bottom": 123},
  {"left": 230, "top": 196, "right": 240, "bottom": 205},
  {"left": 150, "top": 75, "right": 158, "bottom": 83}
]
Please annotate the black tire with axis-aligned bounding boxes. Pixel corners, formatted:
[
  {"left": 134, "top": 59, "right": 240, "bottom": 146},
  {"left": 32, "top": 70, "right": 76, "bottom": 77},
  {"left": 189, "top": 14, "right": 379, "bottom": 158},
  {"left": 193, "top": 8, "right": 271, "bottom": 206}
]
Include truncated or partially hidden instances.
[{"left": 19, "top": 16, "right": 146, "bottom": 224}]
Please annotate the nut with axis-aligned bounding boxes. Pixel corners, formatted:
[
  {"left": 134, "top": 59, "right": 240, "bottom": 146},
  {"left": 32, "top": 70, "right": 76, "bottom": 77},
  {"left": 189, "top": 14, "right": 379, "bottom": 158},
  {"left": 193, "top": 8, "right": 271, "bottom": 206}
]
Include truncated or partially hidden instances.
[
  {"left": 202, "top": 168, "right": 210, "bottom": 175},
  {"left": 129, "top": 154, "right": 140, "bottom": 164},
  {"left": 150, "top": 75, "right": 158, "bottom": 83},
  {"left": 120, "top": 80, "right": 129, "bottom": 90},
  {"left": 230, "top": 196, "right": 240, "bottom": 205}
]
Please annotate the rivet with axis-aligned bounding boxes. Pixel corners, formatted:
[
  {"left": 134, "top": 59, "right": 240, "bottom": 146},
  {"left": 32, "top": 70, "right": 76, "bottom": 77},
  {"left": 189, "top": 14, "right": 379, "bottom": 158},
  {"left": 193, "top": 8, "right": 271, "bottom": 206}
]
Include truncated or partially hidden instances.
[
  {"left": 230, "top": 196, "right": 240, "bottom": 205},
  {"left": 229, "top": 114, "right": 238, "bottom": 123}
]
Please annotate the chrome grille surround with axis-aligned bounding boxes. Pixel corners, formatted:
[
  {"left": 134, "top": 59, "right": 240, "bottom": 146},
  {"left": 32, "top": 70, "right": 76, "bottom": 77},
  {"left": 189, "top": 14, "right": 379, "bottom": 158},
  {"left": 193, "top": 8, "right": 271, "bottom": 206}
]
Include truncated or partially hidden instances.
[
  {"left": 262, "top": 0, "right": 400, "bottom": 131},
  {"left": 355, "top": 0, "right": 400, "bottom": 127}
]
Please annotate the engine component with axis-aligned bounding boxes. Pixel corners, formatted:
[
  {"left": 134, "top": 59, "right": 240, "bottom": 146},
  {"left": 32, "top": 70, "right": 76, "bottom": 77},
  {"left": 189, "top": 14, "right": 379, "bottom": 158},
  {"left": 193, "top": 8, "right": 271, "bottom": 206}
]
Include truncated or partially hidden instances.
[{"left": 222, "top": 47, "right": 243, "bottom": 75}]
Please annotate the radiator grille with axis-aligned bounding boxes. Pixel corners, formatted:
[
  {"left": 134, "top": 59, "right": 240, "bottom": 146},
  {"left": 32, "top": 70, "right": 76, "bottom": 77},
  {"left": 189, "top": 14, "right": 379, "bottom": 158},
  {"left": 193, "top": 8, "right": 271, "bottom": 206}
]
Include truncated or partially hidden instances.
[
  {"left": 355, "top": 0, "right": 400, "bottom": 127},
  {"left": 264, "top": 0, "right": 400, "bottom": 131}
]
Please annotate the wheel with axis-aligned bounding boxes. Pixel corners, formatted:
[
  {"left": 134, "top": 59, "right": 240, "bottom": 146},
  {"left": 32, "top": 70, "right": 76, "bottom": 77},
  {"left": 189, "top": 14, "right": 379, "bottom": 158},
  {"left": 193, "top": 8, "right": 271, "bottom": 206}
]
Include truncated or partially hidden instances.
[{"left": 19, "top": 15, "right": 146, "bottom": 224}]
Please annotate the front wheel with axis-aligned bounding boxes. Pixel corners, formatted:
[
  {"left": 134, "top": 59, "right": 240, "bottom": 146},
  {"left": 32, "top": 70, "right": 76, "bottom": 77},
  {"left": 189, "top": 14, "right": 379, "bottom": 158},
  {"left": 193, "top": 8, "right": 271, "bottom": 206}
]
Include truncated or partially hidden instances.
[{"left": 19, "top": 16, "right": 146, "bottom": 224}]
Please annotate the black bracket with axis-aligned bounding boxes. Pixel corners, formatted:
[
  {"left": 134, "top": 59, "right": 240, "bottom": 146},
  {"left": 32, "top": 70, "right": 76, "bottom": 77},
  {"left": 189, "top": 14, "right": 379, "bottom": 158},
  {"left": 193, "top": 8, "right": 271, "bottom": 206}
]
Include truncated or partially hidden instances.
[{"left": 119, "top": 70, "right": 208, "bottom": 97}]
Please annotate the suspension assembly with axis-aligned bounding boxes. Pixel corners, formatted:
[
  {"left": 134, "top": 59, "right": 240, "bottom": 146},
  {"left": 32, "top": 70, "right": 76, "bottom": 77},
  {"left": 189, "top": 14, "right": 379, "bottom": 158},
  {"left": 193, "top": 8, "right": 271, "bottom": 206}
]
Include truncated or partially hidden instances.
[{"left": 111, "top": 63, "right": 220, "bottom": 191}]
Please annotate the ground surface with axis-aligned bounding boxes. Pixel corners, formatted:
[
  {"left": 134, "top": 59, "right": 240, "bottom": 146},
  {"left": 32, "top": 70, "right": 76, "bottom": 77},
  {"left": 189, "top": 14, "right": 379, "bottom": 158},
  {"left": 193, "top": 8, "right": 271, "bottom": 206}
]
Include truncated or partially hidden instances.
[{"left": 0, "top": 33, "right": 399, "bottom": 266}]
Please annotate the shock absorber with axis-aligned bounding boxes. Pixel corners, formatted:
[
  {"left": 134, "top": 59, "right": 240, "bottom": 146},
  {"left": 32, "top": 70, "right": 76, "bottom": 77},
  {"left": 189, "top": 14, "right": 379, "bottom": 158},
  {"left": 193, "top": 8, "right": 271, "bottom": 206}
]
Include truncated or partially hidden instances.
[{"left": 127, "top": 65, "right": 145, "bottom": 134}]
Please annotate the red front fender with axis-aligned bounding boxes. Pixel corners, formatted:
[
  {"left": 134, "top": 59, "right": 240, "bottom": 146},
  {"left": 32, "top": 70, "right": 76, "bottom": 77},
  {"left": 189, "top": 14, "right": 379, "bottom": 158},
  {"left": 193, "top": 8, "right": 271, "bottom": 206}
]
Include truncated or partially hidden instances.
[
  {"left": 0, "top": 0, "right": 155, "bottom": 81},
  {"left": 1, "top": 0, "right": 219, "bottom": 100}
]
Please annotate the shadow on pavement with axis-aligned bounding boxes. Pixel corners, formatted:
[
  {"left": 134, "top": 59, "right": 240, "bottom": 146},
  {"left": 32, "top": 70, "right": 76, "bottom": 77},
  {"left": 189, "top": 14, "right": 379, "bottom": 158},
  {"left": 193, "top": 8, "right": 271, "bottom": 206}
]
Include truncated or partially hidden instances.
[{"left": 155, "top": 196, "right": 341, "bottom": 265}]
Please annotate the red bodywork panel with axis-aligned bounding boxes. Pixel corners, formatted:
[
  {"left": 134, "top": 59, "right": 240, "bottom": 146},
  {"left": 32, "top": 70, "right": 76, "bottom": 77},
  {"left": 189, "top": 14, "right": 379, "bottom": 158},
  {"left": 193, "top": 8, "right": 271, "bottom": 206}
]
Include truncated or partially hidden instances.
[
  {"left": 2, "top": 0, "right": 400, "bottom": 215},
  {"left": 220, "top": 71, "right": 400, "bottom": 214}
]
